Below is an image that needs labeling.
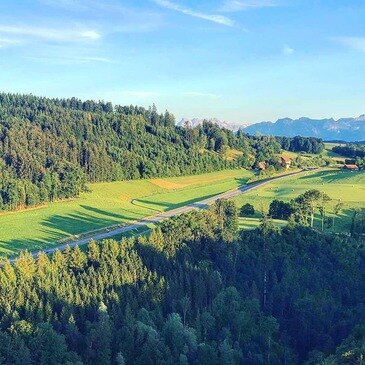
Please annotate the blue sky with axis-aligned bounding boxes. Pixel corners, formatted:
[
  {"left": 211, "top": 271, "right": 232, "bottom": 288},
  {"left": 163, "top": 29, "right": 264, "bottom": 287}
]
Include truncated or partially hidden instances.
[{"left": 0, "top": 0, "right": 364, "bottom": 123}]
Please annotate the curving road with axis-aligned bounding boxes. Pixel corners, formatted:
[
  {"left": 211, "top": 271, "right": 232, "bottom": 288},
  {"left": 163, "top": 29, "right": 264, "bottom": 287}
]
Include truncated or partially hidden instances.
[{"left": 13, "top": 169, "right": 309, "bottom": 261}]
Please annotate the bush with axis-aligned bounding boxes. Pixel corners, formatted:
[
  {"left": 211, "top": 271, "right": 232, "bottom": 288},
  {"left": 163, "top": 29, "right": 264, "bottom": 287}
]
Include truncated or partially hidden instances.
[
  {"left": 240, "top": 203, "right": 255, "bottom": 217},
  {"left": 269, "top": 199, "right": 293, "bottom": 220}
]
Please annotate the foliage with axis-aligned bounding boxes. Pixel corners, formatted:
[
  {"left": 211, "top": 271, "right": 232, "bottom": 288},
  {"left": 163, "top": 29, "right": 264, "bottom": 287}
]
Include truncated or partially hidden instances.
[
  {"left": 0, "top": 202, "right": 363, "bottom": 364},
  {"left": 332, "top": 145, "right": 365, "bottom": 169},
  {"left": 0, "top": 169, "right": 252, "bottom": 256},
  {"left": 232, "top": 169, "right": 365, "bottom": 233},
  {"left": 268, "top": 199, "right": 293, "bottom": 220},
  {"left": 332, "top": 144, "right": 365, "bottom": 159},
  {"left": 277, "top": 136, "right": 325, "bottom": 154},
  {"left": 240, "top": 203, "right": 255, "bottom": 217},
  {"left": 351, "top": 209, "right": 365, "bottom": 235},
  {"left": 292, "top": 189, "right": 331, "bottom": 228}
]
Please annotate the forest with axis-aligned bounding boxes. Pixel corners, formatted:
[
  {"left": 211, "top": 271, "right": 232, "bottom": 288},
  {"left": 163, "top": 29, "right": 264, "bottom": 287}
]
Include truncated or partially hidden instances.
[
  {"left": 275, "top": 136, "right": 324, "bottom": 154},
  {"left": 332, "top": 144, "right": 365, "bottom": 169},
  {"left": 0, "top": 200, "right": 363, "bottom": 364},
  {"left": 0, "top": 93, "right": 324, "bottom": 212},
  {"left": 332, "top": 144, "right": 365, "bottom": 159}
]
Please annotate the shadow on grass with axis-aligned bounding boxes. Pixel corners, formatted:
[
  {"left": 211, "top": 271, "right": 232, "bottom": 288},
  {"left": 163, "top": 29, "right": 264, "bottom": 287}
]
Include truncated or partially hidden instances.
[
  {"left": 235, "top": 177, "right": 250, "bottom": 187},
  {"left": 0, "top": 206, "right": 136, "bottom": 257},
  {"left": 133, "top": 192, "right": 223, "bottom": 212},
  {"left": 79, "top": 205, "right": 129, "bottom": 220},
  {"left": 297, "top": 170, "right": 363, "bottom": 184}
]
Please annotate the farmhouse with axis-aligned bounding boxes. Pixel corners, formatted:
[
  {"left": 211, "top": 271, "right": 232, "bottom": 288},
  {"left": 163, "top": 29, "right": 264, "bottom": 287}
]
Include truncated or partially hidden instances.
[
  {"left": 281, "top": 156, "right": 292, "bottom": 169},
  {"left": 258, "top": 161, "right": 267, "bottom": 170},
  {"left": 343, "top": 164, "right": 359, "bottom": 171}
]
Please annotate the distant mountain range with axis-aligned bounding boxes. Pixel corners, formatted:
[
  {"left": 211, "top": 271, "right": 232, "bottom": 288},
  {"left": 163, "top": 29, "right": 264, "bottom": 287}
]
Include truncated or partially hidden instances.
[
  {"left": 244, "top": 116, "right": 365, "bottom": 142},
  {"left": 177, "top": 118, "right": 248, "bottom": 132},
  {"left": 178, "top": 116, "right": 365, "bottom": 142}
]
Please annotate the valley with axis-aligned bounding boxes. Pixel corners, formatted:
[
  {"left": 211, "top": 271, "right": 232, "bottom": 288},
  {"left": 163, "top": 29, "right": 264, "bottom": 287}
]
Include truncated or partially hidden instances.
[
  {"left": 1, "top": 166, "right": 364, "bottom": 258},
  {"left": 0, "top": 169, "right": 253, "bottom": 256}
]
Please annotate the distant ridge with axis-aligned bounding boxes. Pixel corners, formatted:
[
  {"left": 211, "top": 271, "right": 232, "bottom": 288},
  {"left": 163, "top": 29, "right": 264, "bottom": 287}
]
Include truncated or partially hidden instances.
[
  {"left": 243, "top": 115, "right": 365, "bottom": 142},
  {"left": 178, "top": 118, "right": 248, "bottom": 132}
]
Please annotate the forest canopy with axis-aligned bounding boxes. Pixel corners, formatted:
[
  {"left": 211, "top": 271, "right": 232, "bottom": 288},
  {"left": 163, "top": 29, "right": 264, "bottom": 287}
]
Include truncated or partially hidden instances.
[{"left": 0, "top": 201, "right": 363, "bottom": 364}]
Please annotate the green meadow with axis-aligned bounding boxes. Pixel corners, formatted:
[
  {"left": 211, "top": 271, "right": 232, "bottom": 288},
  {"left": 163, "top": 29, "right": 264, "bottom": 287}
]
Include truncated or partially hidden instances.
[
  {"left": 0, "top": 169, "right": 252, "bottom": 256},
  {"left": 281, "top": 143, "right": 346, "bottom": 161},
  {"left": 1, "top": 166, "right": 364, "bottom": 257},
  {"left": 233, "top": 169, "right": 365, "bottom": 233}
]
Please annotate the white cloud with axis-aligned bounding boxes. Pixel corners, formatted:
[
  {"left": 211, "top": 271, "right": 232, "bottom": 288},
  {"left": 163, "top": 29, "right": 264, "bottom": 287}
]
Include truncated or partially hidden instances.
[
  {"left": 80, "top": 30, "right": 101, "bottom": 40},
  {"left": 0, "top": 37, "right": 20, "bottom": 48},
  {"left": 25, "top": 55, "right": 115, "bottom": 64},
  {"left": 39, "top": 0, "right": 165, "bottom": 33},
  {"left": 0, "top": 25, "right": 101, "bottom": 42},
  {"left": 334, "top": 37, "right": 365, "bottom": 53},
  {"left": 153, "top": 0, "right": 235, "bottom": 27},
  {"left": 80, "top": 56, "right": 114, "bottom": 63},
  {"left": 220, "top": 0, "right": 276, "bottom": 12},
  {"left": 182, "top": 92, "right": 221, "bottom": 99},
  {"left": 283, "top": 45, "right": 294, "bottom": 55}
]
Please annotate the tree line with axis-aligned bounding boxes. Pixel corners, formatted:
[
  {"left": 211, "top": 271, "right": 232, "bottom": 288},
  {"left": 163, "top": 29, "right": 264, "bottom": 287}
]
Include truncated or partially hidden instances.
[
  {"left": 276, "top": 136, "right": 324, "bottom": 154},
  {"left": 332, "top": 144, "right": 365, "bottom": 169},
  {"left": 0, "top": 200, "right": 363, "bottom": 364},
  {"left": 0, "top": 93, "right": 323, "bottom": 212}
]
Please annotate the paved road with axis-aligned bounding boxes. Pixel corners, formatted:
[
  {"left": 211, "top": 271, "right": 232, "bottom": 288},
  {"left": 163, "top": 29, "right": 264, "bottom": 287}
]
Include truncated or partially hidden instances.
[{"left": 13, "top": 169, "right": 308, "bottom": 261}]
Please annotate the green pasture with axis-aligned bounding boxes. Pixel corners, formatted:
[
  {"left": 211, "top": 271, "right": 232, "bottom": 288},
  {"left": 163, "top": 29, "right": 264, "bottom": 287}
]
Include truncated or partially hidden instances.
[
  {"left": 233, "top": 169, "right": 365, "bottom": 233},
  {"left": 0, "top": 169, "right": 252, "bottom": 256},
  {"left": 239, "top": 217, "right": 287, "bottom": 231},
  {"left": 281, "top": 143, "right": 346, "bottom": 161},
  {"left": 2, "top": 167, "right": 363, "bottom": 257}
]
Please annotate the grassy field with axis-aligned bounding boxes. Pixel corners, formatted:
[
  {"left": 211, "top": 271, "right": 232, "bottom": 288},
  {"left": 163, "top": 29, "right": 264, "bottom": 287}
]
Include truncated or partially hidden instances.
[
  {"left": 233, "top": 169, "right": 365, "bottom": 233},
  {"left": 0, "top": 169, "right": 252, "bottom": 256},
  {"left": 1, "top": 166, "right": 363, "bottom": 257},
  {"left": 280, "top": 143, "right": 346, "bottom": 162}
]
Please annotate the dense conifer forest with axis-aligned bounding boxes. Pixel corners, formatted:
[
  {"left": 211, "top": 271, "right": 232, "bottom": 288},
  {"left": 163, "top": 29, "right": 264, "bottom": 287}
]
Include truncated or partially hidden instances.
[
  {"left": 0, "top": 201, "right": 363, "bottom": 364},
  {"left": 0, "top": 93, "right": 324, "bottom": 212}
]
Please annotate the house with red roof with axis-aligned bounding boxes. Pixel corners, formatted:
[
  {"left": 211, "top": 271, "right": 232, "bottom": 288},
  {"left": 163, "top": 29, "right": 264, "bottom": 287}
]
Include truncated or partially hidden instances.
[
  {"left": 343, "top": 164, "right": 359, "bottom": 171},
  {"left": 281, "top": 156, "right": 292, "bottom": 169}
]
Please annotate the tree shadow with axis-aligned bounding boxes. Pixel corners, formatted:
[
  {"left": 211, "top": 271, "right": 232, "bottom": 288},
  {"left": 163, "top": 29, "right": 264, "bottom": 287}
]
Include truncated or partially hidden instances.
[
  {"left": 133, "top": 192, "right": 221, "bottom": 212},
  {"left": 0, "top": 208, "right": 134, "bottom": 258},
  {"left": 235, "top": 177, "right": 250, "bottom": 187},
  {"left": 42, "top": 210, "right": 130, "bottom": 236},
  {"left": 79, "top": 205, "right": 129, "bottom": 220},
  {"left": 298, "top": 170, "right": 364, "bottom": 183}
]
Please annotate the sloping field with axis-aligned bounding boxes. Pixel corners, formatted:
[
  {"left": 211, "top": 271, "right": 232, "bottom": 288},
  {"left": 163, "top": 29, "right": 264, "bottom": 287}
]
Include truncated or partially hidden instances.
[{"left": 0, "top": 169, "right": 252, "bottom": 256}]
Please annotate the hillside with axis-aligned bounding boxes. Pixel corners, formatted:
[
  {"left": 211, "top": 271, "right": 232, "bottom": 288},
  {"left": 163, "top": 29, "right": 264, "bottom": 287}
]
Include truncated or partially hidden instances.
[
  {"left": 0, "top": 93, "right": 324, "bottom": 213},
  {"left": 244, "top": 115, "right": 365, "bottom": 141},
  {"left": 0, "top": 94, "right": 251, "bottom": 212}
]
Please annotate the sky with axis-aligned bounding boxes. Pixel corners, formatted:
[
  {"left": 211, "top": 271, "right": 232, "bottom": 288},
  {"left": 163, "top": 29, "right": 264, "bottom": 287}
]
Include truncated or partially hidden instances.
[{"left": 0, "top": 0, "right": 364, "bottom": 124}]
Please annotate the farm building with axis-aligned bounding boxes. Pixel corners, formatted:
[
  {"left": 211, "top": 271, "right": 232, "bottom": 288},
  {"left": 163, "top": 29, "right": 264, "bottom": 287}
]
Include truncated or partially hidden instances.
[
  {"left": 258, "top": 161, "right": 267, "bottom": 170},
  {"left": 281, "top": 156, "right": 292, "bottom": 169},
  {"left": 343, "top": 164, "right": 359, "bottom": 171}
]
